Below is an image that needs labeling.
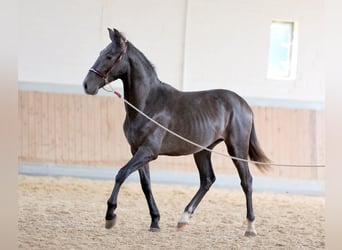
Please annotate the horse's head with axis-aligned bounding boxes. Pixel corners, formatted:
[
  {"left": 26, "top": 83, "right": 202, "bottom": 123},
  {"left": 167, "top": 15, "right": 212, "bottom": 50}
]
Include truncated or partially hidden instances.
[{"left": 83, "top": 28, "right": 128, "bottom": 95}]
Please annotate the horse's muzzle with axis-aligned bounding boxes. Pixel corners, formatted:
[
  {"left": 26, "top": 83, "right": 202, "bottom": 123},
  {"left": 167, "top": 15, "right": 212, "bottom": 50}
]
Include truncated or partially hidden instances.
[{"left": 83, "top": 81, "right": 99, "bottom": 95}]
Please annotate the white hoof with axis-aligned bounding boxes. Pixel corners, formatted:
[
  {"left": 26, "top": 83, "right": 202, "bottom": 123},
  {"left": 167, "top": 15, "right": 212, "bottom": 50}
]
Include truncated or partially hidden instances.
[
  {"left": 177, "top": 212, "right": 191, "bottom": 230},
  {"left": 244, "top": 219, "right": 257, "bottom": 237},
  {"left": 176, "top": 222, "right": 188, "bottom": 231}
]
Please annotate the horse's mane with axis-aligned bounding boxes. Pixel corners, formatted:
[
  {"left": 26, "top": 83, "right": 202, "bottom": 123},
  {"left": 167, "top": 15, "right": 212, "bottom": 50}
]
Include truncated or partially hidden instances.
[{"left": 128, "top": 42, "right": 157, "bottom": 78}]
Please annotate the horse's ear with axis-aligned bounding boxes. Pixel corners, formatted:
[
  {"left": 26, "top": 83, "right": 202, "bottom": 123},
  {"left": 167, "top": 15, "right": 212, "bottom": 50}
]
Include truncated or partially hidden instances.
[
  {"left": 108, "top": 28, "right": 122, "bottom": 43},
  {"left": 108, "top": 28, "right": 117, "bottom": 42}
]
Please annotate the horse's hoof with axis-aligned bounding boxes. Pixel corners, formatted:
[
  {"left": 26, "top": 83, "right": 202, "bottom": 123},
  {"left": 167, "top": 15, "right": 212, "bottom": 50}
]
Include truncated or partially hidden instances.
[
  {"left": 176, "top": 222, "right": 188, "bottom": 231},
  {"left": 244, "top": 231, "right": 257, "bottom": 237},
  {"left": 105, "top": 217, "right": 116, "bottom": 229},
  {"left": 245, "top": 219, "right": 257, "bottom": 236},
  {"left": 149, "top": 227, "right": 161, "bottom": 232}
]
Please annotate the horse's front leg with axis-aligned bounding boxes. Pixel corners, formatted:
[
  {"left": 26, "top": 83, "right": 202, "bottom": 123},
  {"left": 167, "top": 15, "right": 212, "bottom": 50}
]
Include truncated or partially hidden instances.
[
  {"left": 105, "top": 147, "right": 157, "bottom": 229},
  {"left": 139, "top": 164, "right": 160, "bottom": 232}
]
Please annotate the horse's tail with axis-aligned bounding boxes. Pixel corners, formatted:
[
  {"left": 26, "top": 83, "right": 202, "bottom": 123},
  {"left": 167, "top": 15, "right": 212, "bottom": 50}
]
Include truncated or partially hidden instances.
[{"left": 248, "top": 121, "right": 271, "bottom": 173}]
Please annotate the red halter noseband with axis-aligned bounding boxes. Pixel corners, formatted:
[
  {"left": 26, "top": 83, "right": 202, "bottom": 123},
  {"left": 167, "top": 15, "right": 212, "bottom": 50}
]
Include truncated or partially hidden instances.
[{"left": 89, "top": 40, "right": 128, "bottom": 84}]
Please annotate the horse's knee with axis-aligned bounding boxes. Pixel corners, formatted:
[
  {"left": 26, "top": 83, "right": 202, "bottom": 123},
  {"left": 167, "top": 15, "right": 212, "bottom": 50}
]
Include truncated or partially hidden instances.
[
  {"left": 115, "top": 168, "right": 128, "bottom": 184},
  {"left": 201, "top": 176, "right": 216, "bottom": 191},
  {"left": 210, "top": 175, "right": 216, "bottom": 188}
]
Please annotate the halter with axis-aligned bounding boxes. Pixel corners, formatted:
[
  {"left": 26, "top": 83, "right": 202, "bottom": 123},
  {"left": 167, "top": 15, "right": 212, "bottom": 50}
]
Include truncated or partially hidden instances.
[{"left": 89, "top": 39, "right": 128, "bottom": 85}]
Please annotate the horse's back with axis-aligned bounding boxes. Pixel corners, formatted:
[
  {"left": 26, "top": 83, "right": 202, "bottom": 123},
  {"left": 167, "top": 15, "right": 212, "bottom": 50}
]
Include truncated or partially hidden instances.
[{"left": 174, "top": 88, "right": 252, "bottom": 117}]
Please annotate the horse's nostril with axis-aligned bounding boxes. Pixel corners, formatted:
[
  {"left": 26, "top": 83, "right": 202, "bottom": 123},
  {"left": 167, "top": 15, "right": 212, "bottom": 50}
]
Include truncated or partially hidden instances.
[{"left": 84, "top": 82, "right": 88, "bottom": 90}]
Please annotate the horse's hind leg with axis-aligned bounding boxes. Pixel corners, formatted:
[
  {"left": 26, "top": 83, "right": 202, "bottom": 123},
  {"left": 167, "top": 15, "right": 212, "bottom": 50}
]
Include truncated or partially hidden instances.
[
  {"left": 138, "top": 164, "right": 161, "bottom": 232},
  {"left": 225, "top": 136, "right": 257, "bottom": 237},
  {"left": 177, "top": 149, "right": 216, "bottom": 230}
]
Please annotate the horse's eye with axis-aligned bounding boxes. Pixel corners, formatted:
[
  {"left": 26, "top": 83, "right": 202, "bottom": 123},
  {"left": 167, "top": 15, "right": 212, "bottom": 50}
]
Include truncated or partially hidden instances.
[{"left": 106, "top": 56, "right": 112, "bottom": 60}]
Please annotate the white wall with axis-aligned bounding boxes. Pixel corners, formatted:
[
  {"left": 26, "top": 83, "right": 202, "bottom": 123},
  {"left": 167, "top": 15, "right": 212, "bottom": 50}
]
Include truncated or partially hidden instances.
[
  {"left": 101, "top": 0, "right": 187, "bottom": 90},
  {"left": 184, "top": 0, "right": 325, "bottom": 102},
  {"left": 19, "top": 0, "right": 325, "bottom": 104},
  {"left": 18, "top": 0, "right": 187, "bottom": 89},
  {"left": 19, "top": 0, "right": 104, "bottom": 85}
]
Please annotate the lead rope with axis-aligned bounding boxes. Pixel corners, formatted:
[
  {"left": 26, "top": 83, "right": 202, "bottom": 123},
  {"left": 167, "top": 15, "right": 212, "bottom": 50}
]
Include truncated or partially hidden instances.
[{"left": 103, "top": 86, "right": 325, "bottom": 168}]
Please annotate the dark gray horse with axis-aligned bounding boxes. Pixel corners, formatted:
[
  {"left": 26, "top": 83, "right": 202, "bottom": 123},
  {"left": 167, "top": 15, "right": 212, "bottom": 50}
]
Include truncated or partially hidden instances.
[{"left": 83, "top": 28, "right": 270, "bottom": 236}]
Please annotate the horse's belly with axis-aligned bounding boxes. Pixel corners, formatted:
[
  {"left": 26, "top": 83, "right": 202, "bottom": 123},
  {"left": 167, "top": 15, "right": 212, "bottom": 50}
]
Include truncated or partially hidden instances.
[
  {"left": 159, "top": 143, "right": 202, "bottom": 156},
  {"left": 159, "top": 132, "right": 222, "bottom": 156}
]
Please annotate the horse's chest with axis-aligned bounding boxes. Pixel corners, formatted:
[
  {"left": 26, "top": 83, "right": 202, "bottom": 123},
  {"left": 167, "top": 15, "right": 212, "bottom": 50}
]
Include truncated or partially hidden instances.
[{"left": 123, "top": 119, "right": 151, "bottom": 147}]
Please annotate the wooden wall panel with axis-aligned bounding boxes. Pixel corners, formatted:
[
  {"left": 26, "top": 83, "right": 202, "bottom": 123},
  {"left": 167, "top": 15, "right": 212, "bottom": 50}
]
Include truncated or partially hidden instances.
[
  {"left": 73, "top": 95, "right": 82, "bottom": 164},
  {"left": 18, "top": 91, "right": 23, "bottom": 159},
  {"left": 21, "top": 91, "right": 30, "bottom": 161},
  {"left": 54, "top": 94, "right": 63, "bottom": 163},
  {"left": 18, "top": 91, "right": 325, "bottom": 180}
]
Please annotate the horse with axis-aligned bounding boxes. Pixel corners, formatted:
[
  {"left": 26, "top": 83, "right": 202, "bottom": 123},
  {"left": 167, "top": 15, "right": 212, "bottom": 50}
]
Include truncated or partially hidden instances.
[{"left": 83, "top": 28, "right": 270, "bottom": 236}]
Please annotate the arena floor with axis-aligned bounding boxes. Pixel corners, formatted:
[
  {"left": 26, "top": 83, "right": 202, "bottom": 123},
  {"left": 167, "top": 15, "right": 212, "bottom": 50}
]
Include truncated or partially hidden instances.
[{"left": 18, "top": 175, "right": 324, "bottom": 249}]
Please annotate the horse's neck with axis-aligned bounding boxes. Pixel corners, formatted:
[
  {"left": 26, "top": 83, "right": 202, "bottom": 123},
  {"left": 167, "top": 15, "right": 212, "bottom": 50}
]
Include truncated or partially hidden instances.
[{"left": 121, "top": 46, "right": 159, "bottom": 112}]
